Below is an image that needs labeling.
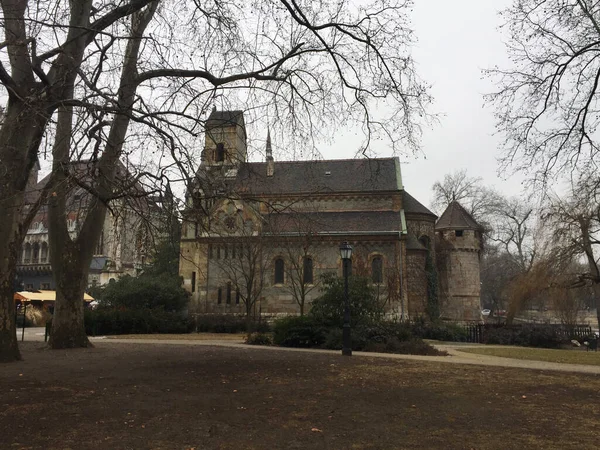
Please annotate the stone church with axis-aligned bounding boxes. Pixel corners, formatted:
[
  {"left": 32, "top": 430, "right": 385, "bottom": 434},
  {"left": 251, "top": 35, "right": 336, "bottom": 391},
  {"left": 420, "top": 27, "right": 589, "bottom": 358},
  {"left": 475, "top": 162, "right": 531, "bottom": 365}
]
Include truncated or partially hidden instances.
[{"left": 180, "top": 109, "right": 482, "bottom": 322}]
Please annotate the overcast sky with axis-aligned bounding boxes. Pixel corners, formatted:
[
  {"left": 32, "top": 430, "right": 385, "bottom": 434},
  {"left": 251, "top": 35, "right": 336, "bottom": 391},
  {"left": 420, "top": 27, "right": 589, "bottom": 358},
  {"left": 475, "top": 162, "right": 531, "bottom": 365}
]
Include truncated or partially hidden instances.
[
  {"left": 322, "top": 0, "right": 522, "bottom": 213},
  {"left": 30, "top": 0, "right": 523, "bottom": 213}
]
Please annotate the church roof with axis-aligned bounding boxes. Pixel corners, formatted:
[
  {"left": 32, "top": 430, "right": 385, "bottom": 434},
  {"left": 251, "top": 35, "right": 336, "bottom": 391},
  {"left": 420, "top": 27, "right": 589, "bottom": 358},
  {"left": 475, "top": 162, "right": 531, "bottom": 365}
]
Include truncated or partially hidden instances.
[
  {"left": 435, "top": 200, "right": 482, "bottom": 230},
  {"left": 265, "top": 210, "right": 403, "bottom": 234},
  {"left": 402, "top": 191, "right": 436, "bottom": 218},
  {"left": 405, "top": 234, "right": 427, "bottom": 251},
  {"left": 235, "top": 157, "right": 400, "bottom": 195}
]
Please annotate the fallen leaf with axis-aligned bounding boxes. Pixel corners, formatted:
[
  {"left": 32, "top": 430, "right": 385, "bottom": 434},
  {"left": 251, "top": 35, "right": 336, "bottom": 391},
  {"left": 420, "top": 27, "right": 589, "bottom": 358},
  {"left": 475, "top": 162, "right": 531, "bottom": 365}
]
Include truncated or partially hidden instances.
[{"left": 311, "top": 427, "right": 323, "bottom": 432}]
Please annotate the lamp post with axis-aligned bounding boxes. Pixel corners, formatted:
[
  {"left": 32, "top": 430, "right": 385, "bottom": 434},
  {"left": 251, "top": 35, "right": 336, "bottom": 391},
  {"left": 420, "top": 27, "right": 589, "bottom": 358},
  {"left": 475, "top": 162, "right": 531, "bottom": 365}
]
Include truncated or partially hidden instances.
[{"left": 339, "top": 241, "right": 353, "bottom": 356}]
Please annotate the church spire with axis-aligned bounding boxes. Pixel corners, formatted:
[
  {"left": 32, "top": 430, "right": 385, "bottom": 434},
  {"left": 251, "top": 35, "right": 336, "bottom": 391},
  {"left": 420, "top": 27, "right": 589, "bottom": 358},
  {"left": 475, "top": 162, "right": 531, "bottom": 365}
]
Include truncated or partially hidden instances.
[
  {"left": 265, "top": 129, "right": 273, "bottom": 161},
  {"left": 266, "top": 129, "right": 274, "bottom": 177}
]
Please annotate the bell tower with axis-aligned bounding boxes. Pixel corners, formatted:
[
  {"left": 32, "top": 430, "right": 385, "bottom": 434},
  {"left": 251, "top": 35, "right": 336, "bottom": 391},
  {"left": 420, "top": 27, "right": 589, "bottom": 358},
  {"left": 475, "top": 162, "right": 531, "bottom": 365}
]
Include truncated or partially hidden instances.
[{"left": 201, "top": 108, "right": 247, "bottom": 167}]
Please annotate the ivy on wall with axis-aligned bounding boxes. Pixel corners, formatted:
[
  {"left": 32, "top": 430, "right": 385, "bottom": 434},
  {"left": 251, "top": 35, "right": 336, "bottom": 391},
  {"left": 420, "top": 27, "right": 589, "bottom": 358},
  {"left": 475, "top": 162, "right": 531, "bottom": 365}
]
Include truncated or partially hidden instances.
[{"left": 425, "top": 249, "right": 439, "bottom": 320}]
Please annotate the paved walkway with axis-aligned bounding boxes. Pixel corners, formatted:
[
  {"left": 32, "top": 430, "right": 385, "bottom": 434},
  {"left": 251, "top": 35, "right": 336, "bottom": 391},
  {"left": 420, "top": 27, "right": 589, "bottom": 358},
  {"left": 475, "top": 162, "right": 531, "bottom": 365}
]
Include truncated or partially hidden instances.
[{"left": 19, "top": 327, "right": 600, "bottom": 374}]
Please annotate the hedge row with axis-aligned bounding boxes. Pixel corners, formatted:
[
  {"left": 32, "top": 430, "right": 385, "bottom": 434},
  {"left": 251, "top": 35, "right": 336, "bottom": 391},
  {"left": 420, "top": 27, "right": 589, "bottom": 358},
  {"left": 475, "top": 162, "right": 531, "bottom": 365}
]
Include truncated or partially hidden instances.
[
  {"left": 85, "top": 308, "right": 193, "bottom": 336},
  {"left": 482, "top": 324, "right": 569, "bottom": 348}
]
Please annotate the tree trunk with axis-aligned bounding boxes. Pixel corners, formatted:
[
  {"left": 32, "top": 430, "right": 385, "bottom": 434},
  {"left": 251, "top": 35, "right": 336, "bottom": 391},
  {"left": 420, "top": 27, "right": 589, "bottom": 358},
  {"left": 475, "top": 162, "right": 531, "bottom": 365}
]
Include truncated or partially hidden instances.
[
  {"left": 0, "top": 264, "right": 20, "bottom": 362},
  {"left": 0, "top": 183, "right": 23, "bottom": 362},
  {"left": 579, "top": 217, "right": 600, "bottom": 330},
  {"left": 48, "top": 244, "right": 92, "bottom": 348},
  {"left": 0, "top": 100, "right": 49, "bottom": 362}
]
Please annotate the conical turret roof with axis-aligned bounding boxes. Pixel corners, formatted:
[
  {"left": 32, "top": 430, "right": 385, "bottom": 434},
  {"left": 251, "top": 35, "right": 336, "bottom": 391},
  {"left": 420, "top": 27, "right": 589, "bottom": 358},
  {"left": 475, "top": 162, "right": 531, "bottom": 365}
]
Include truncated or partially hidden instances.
[{"left": 435, "top": 200, "right": 482, "bottom": 231}]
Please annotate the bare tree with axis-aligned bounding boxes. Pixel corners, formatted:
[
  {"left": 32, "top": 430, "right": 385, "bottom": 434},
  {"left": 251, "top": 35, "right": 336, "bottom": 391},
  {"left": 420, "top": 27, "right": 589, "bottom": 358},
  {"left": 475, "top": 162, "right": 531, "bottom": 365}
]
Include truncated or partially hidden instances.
[
  {"left": 486, "top": 0, "right": 600, "bottom": 184},
  {"left": 489, "top": 197, "right": 538, "bottom": 273},
  {"left": 1, "top": 0, "right": 430, "bottom": 359},
  {"left": 214, "top": 224, "right": 271, "bottom": 325},
  {"left": 0, "top": 0, "right": 157, "bottom": 361},
  {"left": 281, "top": 235, "right": 323, "bottom": 316},
  {"left": 543, "top": 183, "right": 600, "bottom": 328},
  {"left": 431, "top": 169, "right": 503, "bottom": 224}
]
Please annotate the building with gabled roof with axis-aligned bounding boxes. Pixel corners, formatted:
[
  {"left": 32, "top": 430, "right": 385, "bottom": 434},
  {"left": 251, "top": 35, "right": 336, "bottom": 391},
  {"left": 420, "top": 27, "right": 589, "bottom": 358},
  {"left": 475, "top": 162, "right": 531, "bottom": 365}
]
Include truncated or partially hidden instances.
[
  {"left": 16, "top": 160, "right": 170, "bottom": 291},
  {"left": 180, "top": 109, "right": 479, "bottom": 320},
  {"left": 182, "top": 109, "right": 435, "bottom": 319}
]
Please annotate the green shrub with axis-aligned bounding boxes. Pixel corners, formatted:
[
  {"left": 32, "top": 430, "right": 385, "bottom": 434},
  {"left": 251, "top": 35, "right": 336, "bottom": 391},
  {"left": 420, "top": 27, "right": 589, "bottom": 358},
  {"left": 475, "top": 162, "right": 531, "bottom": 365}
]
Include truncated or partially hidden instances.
[
  {"left": 92, "top": 274, "right": 189, "bottom": 312},
  {"left": 245, "top": 332, "right": 273, "bottom": 346},
  {"left": 309, "top": 273, "right": 384, "bottom": 327},
  {"left": 85, "top": 308, "right": 193, "bottom": 335},
  {"left": 323, "top": 322, "right": 413, "bottom": 351},
  {"left": 272, "top": 315, "right": 327, "bottom": 348}
]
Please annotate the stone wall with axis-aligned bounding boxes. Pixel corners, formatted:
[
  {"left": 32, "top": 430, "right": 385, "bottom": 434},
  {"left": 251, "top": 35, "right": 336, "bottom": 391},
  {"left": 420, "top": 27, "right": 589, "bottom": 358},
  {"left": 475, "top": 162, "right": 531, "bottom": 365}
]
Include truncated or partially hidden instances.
[
  {"left": 406, "top": 250, "right": 427, "bottom": 317},
  {"left": 184, "top": 239, "right": 402, "bottom": 316},
  {"left": 436, "top": 229, "right": 482, "bottom": 322}
]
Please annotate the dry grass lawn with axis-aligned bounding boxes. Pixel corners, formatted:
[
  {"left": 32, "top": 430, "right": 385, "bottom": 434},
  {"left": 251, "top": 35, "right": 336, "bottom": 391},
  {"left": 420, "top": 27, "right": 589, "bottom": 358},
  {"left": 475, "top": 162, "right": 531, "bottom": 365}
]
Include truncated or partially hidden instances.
[
  {"left": 1, "top": 342, "right": 600, "bottom": 449},
  {"left": 458, "top": 346, "right": 600, "bottom": 366}
]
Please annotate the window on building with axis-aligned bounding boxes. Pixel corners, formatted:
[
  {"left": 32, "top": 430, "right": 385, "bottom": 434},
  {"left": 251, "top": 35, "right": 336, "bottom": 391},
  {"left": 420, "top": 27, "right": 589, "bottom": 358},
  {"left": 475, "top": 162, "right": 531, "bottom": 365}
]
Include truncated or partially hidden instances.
[
  {"left": 41, "top": 283, "right": 50, "bottom": 290},
  {"left": 216, "top": 246, "right": 221, "bottom": 260},
  {"left": 224, "top": 245, "right": 228, "bottom": 259},
  {"left": 274, "top": 258, "right": 285, "bottom": 284},
  {"left": 41, "top": 242, "right": 48, "bottom": 263},
  {"left": 455, "top": 230, "right": 464, "bottom": 237},
  {"left": 217, "top": 287, "right": 222, "bottom": 304},
  {"left": 25, "top": 284, "right": 34, "bottom": 291},
  {"left": 226, "top": 282, "right": 232, "bottom": 304},
  {"left": 32, "top": 243, "right": 39, "bottom": 263},
  {"left": 96, "top": 231, "right": 104, "bottom": 254},
  {"left": 235, "top": 289, "right": 240, "bottom": 304},
  {"left": 371, "top": 256, "right": 383, "bottom": 284},
  {"left": 208, "top": 244, "right": 213, "bottom": 259},
  {"left": 191, "top": 272, "right": 196, "bottom": 293},
  {"left": 216, "top": 143, "right": 225, "bottom": 162},
  {"left": 419, "top": 235, "right": 431, "bottom": 250},
  {"left": 23, "top": 243, "right": 31, "bottom": 263},
  {"left": 303, "top": 257, "right": 313, "bottom": 284},
  {"left": 231, "top": 245, "right": 236, "bottom": 259}
]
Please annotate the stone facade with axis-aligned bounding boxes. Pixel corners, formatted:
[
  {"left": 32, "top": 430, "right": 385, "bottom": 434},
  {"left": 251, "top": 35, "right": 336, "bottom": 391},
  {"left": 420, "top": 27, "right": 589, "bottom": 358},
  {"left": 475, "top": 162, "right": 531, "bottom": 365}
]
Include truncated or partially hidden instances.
[
  {"left": 435, "top": 202, "right": 483, "bottom": 322},
  {"left": 181, "top": 109, "right": 481, "bottom": 322},
  {"left": 17, "top": 161, "right": 170, "bottom": 290}
]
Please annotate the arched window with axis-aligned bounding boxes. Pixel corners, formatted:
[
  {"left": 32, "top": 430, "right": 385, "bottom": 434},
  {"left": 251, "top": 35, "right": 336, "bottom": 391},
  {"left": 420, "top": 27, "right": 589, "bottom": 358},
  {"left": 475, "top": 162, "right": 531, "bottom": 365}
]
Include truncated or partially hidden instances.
[
  {"left": 41, "top": 242, "right": 48, "bottom": 263},
  {"left": 96, "top": 231, "right": 104, "bottom": 255},
  {"left": 24, "top": 243, "right": 32, "bottom": 263},
  {"left": 215, "top": 143, "right": 225, "bottom": 162},
  {"left": 371, "top": 256, "right": 383, "bottom": 284},
  {"left": 419, "top": 235, "right": 431, "bottom": 250},
  {"left": 274, "top": 258, "right": 285, "bottom": 284},
  {"left": 303, "top": 257, "right": 313, "bottom": 284},
  {"left": 32, "top": 243, "right": 40, "bottom": 263}
]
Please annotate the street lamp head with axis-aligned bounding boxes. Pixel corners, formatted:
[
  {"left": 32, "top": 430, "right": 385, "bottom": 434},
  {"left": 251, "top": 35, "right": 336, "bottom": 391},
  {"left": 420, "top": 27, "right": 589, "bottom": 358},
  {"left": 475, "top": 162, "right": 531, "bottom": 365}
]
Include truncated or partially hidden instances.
[{"left": 339, "top": 241, "right": 353, "bottom": 261}]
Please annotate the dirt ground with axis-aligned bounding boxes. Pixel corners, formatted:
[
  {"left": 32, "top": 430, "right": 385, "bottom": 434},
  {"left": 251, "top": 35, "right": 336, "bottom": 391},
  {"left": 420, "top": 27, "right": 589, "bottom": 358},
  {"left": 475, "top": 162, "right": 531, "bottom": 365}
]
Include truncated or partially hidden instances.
[{"left": 1, "top": 342, "right": 599, "bottom": 450}]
